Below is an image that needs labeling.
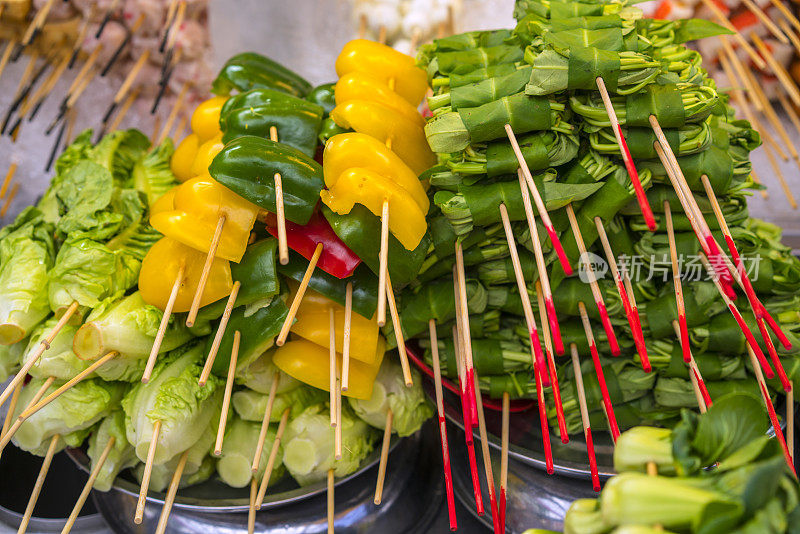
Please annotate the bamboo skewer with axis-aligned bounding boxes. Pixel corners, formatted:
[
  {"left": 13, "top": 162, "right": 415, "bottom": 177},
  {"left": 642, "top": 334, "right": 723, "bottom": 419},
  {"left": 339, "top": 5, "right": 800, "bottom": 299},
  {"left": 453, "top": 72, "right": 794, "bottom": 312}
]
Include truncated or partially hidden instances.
[
  {"left": 160, "top": 0, "right": 181, "bottom": 53},
  {"left": 577, "top": 302, "right": 620, "bottom": 441},
  {"left": 664, "top": 201, "right": 692, "bottom": 364},
  {"left": 269, "top": 126, "right": 289, "bottom": 265},
  {"left": 155, "top": 449, "right": 189, "bottom": 534},
  {"left": 770, "top": 0, "right": 800, "bottom": 34},
  {"left": 750, "top": 168, "right": 769, "bottom": 200},
  {"left": 0, "top": 377, "right": 55, "bottom": 455},
  {"left": 62, "top": 437, "right": 116, "bottom": 534},
  {"left": 517, "top": 170, "right": 564, "bottom": 355},
  {"left": 186, "top": 215, "right": 226, "bottom": 327},
  {"left": 377, "top": 200, "right": 389, "bottom": 326},
  {"left": 499, "top": 392, "right": 509, "bottom": 534},
  {"left": 0, "top": 184, "right": 19, "bottom": 218},
  {"left": 742, "top": 0, "right": 789, "bottom": 43},
  {"left": 751, "top": 33, "right": 800, "bottom": 107},
  {"left": 18, "top": 434, "right": 59, "bottom": 534},
  {"left": 0, "top": 380, "right": 22, "bottom": 462},
  {"left": 18, "top": 351, "right": 118, "bottom": 422},
  {"left": 595, "top": 217, "right": 649, "bottom": 370},
  {"left": 150, "top": 115, "right": 162, "bottom": 146},
  {"left": 3, "top": 52, "right": 44, "bottom": 133},
  {"left": 473, "top": 372, "right": 500, "bottom": 534},
  {"left": 199, "top": 281, "right": 241, "bottom": 386},
  {"left": 453, "top": 243, "right": 477, "bottom": 421},
  {"left": 506, "top": 124, "right": 572, "bottom": 275},
  {"left": 59, "top": 45, "right": 102, "bottom": 112},
  {"left": 565, "top": 204, "right": 621, "bottom": 356},
  {"left": 276, "top": 243, "right": 323, "bottom": 345},
  {"left": 255, "top": 408, "right": 290, "bottom": 508},
  {"left": 248, "top": 476, "right": 257, "bottom": 534},
  {"left": 17, "top": 0, "right": 55, "bottom": 55},
  {"left": 101, "top": 13, "right": 145, "bottom": 77},
  {"left": 102, "top": 49, "right": 151, "bottom": 124},
  {"left": 0, "top": 301, "right": 79, "bottom": 410},
  {"left": 428, "top": 319, "right": 457, "bottom": 531},
  {"left": 777, "top": 88, "right": 800, "bottom": 136},
  {"left": 385, "top": 273, "right": 411, "bottom": 386},
  {"left": 157, "top": 81, "right": 190, "bottom": 145},
  {"left": 671, "top": 321, "right": 710, "bottom": 412},
  {"left": 531, "top": 340, "right": 554, "bottom": 475},
  {"left": 143, "top": 265, "right": 186, "bottom": 383},
  {"left": 0, "top": 161, "right": 18, "bottom": 199},
  {"left": 105, "top": 88, "right": 140, "bottom": 136},
  {"left": 327, "top": 469, "right": 335, "bottom": 534},
  {"left": 0, "top": 40, "right": 16, "bottom": 84},
  {"left": 569, "top": 343, "right": 601, "bottom": 491},
  {"left": 342, "top": 282, "right": 353, "bottom": 391},
  {"left": 252, "top": 372, "right": 280, "bottom": 473},
  {"left": 373, "top": 409, "right": 393, "bottom": 505},
  {"left": 699, "top": 1, "right": 766, "bottom": 69},
  {"left": 135, "top": 420, "right": 162, "bottom": 524},
  {"left": 151, "top": 48, "right": 183, "bottom": 114},
  {"left": 214, "top": 331, "right": 240, "bottom": 455},
  {"left": 762, "top": 141, "right": 797, "bottom": 209},
  {"left": 25, "top": 52, "right": 70, "bottom": 121},
  {"left": 329, "top": 308, "right": 337, "bottom": 428},
  {"left": 535, "top": 281, "right": 568, "bottom": 443},
  {"left": 595, "top": 76, "right": 656, "bottom": 230}
]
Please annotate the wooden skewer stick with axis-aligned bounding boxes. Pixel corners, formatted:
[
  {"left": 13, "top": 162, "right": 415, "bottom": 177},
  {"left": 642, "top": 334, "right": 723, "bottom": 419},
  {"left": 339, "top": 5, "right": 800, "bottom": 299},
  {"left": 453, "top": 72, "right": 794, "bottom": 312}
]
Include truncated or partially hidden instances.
[
  {"left": 698, "top": 0, "right": 766, "bottom": 69},
  {"left": 18, "top": 0, "right": 55, "bottom": 51},
  {"left": 214, "top": 331, "right": 240, "bottom": 455},
  {"left": 143, "top": 265, "right": 186, "bottom": 383},
  {"left": 95, "top": 0, "right": 121, "bottom": 39},
  {"left": 0, "top": 41, "right": 16, "bottom": 84},
  {"left": 751, "top": 33, "right": 800, "bottom": 107},
  {"left": 762, "top": 139, "right": 797, "bottom": 209},
  {"left": 105, "top": 88, "right": 140, "bottom": 136},
  {"left": 769, "top": 0, "right": 800, "bottom": 35},
  {"left": 671, "top": 321, "right": 710, "bottom": 412},
  {"left": 0, "top": 380, "right": 23, "bottom": 462},
  {"left": 0, "top": 378, "right": 56, "bottom": 456},
  {"left": 664, "top": 201, "right": 693, "bottom": 364},
  {"left": 160, "top": 0, "right": 181, "bottom": 53},
  {"left": 18, "top": 434, "right": 59, "bottom": 534},
  {"left": 377, "top": 200, "right": 389, "bottom": 326},
  {"left": 473, "top": 372, "right": 500, "bottom": 534},
  {"left": 199, "top": 281, "right": 241, "bottom": 386},
  {"left": 777, "top": 88, "right": 800, "bottom": 137},
  {"left": 269, "top": 126, "right": 289, "bottom": 265},
  {"left": 248, "top": 476, "right": 257, "bottom": 534},
  {"left": 327, "top": 469, "right": 335, "bottom": 534},
  {"left": 750, "top": 168, "right": 769, "bottom": 200},
  {"left": 0, "top": 301, "right": 79, "bottom": 410},
  {"left": 566, "top": 204, "right": 621, "bottom": 356},
  {"left": 329, "top": 308, "right": 337, "bottom": 428},
  {"left": 506, "top": 124, "right": 572, "bottom": 275},
  {"left": 23, "top": 52, "right": 70, "bottom": 122},
  {"left": 595, "top": 217, "right": 649, "bottom": 370},
  {"left": 62, "top": 437, "right": 116, "bottom": 534},
  {"left": 335, "top": 372, "right": 342, "bottom": 459},
  {"left": 342, "top": 283, "right": 353, "bottom": 391},
  {"left": 453, "top": 243, "right": 476, "bottom": 419},
  {"left": 569, "top": 343, "right": 601, "bottom": 491},
  {"left": 531, "top": 342, "right": 554, "bottom": 475},
  {"left": 163, "top": 1, "right": 186, "bottom": 60},
  {"left": 19, "top": 351, "right": 118, "bottom": 422},
  {"left": 373, "top": 409, "right": 393, "bottom": 505},
  {"left": 102, "top": 49, "right": 151, "bottom": 124},
  {"left": 186, "top": 215, "right": 227, "bottom": 327},
  {"left": 0, "top": 184, "right": 19, "bottom": 218},
  {"left": 252, "top": 372, "right": 280, "bottom": 473},
  {"left": 746, "top": 343, "right": 796, "bottom": 476},
  {"left": 518, "top": 171, "right": 564, "bottom": 355},
  {"left": 101, "top": 13, "right": 145, "bottom": 77},
  {"left": 135, "top": 420, "right": 162, "bottom": 524},
  {"left": 150, "top": 114, "right": 162, "bottom": 146},
  {"left": 452, "top": 324, "right": 484, "bottom": 515},
  {"left": 277, "top": 243, "right": 323, "bottom": 345},
  {"left": 255, "top": 408, "right": 290, "bottom": 508},
  {"left": 742, "top": 0, "right": 789, "bottom": 43},
  {"left": 151, "top": 48, "right": 182, "bottom": 115},
  {"left": 578, "top": 302, "right": 620, "bottom": 441},
  {"left": 155, "top": 449, "right": 189, "bottom": 534},
  {"left": 157, "top": 80, "right": 190, "bottom": 145},
  {"left": 595, "top": 76, "right": 656, "bottom": 230},
  {"left": 535, "top": 281, "right": 568, "bottom": 443},
  {"left": 358, "top": 13, "right": 367, "bottom": 39},
  {"left": 60, "top": 45, "right": 102, "bottom": 110},
  {"left": 0, "top": 161, "right": 18, "bottom": 199},
  {"left": 428, "top": 319, "right": 457, "bottom": 531},
  {"left": 499, "top": 391, "right": 510, "bottom": 534},
  {"left": 386, "top": 273, "right": 412, "bottom": 386}
]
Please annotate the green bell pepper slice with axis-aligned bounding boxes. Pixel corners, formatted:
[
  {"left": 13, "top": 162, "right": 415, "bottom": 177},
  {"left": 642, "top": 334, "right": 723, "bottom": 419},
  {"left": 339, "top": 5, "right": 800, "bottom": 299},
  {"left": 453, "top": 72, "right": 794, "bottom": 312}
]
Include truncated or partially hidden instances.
[
  {"left": 305, "top": 83, "right": 337, "bottom": 116},
  {"left": 212, "top": 52, "right": 312, "bottom": 97}
]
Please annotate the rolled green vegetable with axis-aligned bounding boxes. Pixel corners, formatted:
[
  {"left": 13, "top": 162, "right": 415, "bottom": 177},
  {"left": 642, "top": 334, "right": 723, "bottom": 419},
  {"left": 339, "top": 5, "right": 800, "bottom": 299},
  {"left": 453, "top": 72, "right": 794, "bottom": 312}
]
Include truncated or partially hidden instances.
[
  {"left": 641, "top": 281, "right": 725, "bottom": 339},
  {"left": 590, "top": 119, "right": 713, "bottom": 158},
  {"left": 427, "top": 66, "right": 532, "bottom": 111},
  {"left": 232, "top": 385, "right": 328, "bottom": 423},
  {"left": 87, "top": 410, "right": 139, "bottom": 491},
  {"left": 235, "top": 349, "right": 300, "bottom": 394},
  {"left": 424, "top": 337, "right": 532, "bottom": 378},
  {"left": 690, "top": 312, "right": 800, "bottom": 356},
  {"left": 217, "top": 416, "right": 285, "bottom": 488},
  {"left": 433, "top": 45, "right": 524, "bottom": 76},
  {"left": 134, "top": 456, "right": 216, "bottom": 493},
  {"left": 22, "top": 319, "right": 89, "bottom": 380}
]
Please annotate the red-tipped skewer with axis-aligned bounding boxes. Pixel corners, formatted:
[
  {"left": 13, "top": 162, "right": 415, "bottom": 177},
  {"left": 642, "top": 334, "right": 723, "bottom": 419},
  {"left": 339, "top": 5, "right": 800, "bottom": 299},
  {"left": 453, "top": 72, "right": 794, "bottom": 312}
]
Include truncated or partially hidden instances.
[
  {"left": 663, "top": 201, "right": 692, "bottom": 364},
  {"left": 671, "top": 321, "right": 711, "bottom": 411},
  {"left": 453, "top": 245, "right": 478, "bottom": 427},
  {"left": 534, "top": 281, "right": 568, "bottom": 443},
  {"left": 569, "top": 343, "right": 601, "bottom": 491}
]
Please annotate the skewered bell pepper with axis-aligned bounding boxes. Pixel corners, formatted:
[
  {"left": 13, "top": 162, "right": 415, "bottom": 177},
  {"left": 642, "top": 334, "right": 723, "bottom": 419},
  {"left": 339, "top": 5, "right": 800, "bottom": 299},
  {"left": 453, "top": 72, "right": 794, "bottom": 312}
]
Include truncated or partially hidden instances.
[
  {"left": 171, "top": 134, "right": 200, "bottom": 183},
  {"left": 305, "top": 83, "right": 337, "bottom": 116},
  {"left": 330, "top": 100, "right": 436, "bottom": 175},
  {"left": 321, "top": 167, "right": 427, "bottom": 251},
  {"left": 288, "top": 286, "right": 381, "bottom": 364},
  {"left": 149, "top": 186, "right": 177, "bottom": 217},
  {"left": 335, "top": 39, "right": 428, "bottom": 106},
  {"left": 265, "top": 210, "right": 361, "bottom": 279},
  {"left": 219, "top": 88, "right": 324, "bottom": 156},
  {"left": 191, "top": 96, "right": 228, "bottom": 141},
  {"left": 323, "top": 133, "right": 429, "bottom": 214},
  {"left": 272, "top": 338, "right": 385, "bottom": 400},
  {"left": 139, "top": 237, "right": 233, "bottom": 312},
  {"left": 150, "top": 177, "right": 259, "bottom": 262},
  {"left": 212, "top": 52, "right": 312, "bottom": 98},
  {"left": 335, "top": 72, "right": 425, "bottom": 127},
  {"left": 209, "top": 135, "right": 324, "bottom": 225},
  {"left": 190, "top": 134, "right": 225, "bottom": 179}
]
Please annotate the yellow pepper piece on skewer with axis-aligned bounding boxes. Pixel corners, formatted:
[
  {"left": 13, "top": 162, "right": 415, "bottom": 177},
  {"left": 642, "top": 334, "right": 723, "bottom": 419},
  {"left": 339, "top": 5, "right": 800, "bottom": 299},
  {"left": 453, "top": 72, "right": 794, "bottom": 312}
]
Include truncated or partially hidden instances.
[
  {"left": 335, "top": 39, "right": 428, "bottom": 106},
  {"left": 171, "top": 133, "right": 200, "bottom": 183},
  {"left": 335, "top": 72, "right": 425, "bottom": 127},
  {"left": 330, "top": 100, "right": 435, "bottom": 176},
  {"left": 149, "top": 186, "right": 177, "bottom": 217},
  {"left": 150, "top": 177, "right": 259, "bottom": 262},
  {"left": 272, "top": 338, "right": 385, "bottom": 400},
  {"left": 191, "top": 95, "right": 227, "bottom": 141},
  {"left": 323, "top": 133, "right": 429, "bottom": 214},
  {"left": 320, "top": 167, "right": 427, "bottom": 251},
  {"left": 190, "top": 133, "right": 225, "bottom": 179},
  {"left": 139, "top": 237, "right": 233, "bottom": 312}
]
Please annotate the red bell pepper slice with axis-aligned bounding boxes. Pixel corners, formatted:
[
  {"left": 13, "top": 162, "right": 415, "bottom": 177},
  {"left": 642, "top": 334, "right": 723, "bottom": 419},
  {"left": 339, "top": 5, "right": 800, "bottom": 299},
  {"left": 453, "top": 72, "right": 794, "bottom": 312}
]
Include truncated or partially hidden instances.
[{"left": 266, "top": 210, "right": 361, "bottom": 278}]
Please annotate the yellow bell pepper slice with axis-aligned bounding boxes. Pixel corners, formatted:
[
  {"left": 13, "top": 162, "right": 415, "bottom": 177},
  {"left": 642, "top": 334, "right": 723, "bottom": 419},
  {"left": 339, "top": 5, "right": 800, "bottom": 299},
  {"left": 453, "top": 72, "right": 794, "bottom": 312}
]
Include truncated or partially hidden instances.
[
  {"left": 139, "top": 237, "right": 233, "bottom": 312},
  {"left": 320, "top": 167, "right": 426, "bottom": 251},
  {"left": 288, "top": 286, "right": 381, "bottom": 364},
  {"left": 171, "top": 133, "right": 200, "bottom": 183},
  {"left": 335, "top": 39, "right": 428, "bottom": 106},
  {"left": 190, "top": 133, "right": 225, "bottom": 179},
  {"left": 149, "top": 186, "right": 177, "bottom": 217},
  {"left": 191, "top": 95, "right": 228, "bottom": 141},
  {"left": 335, "top": 72, "right": 425, "bottom": 128},
  {"left": 150, "top": 177, "right": 259, "bottom": 262},
  {"left": 272, "top": 338, "right": 385, "bottom": 400},
  {"left": 323, "top": 133, "right": 429, "bottom": 214},
  {"left": 330, "top": 100, "right": 435, "bottom": 176}
]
